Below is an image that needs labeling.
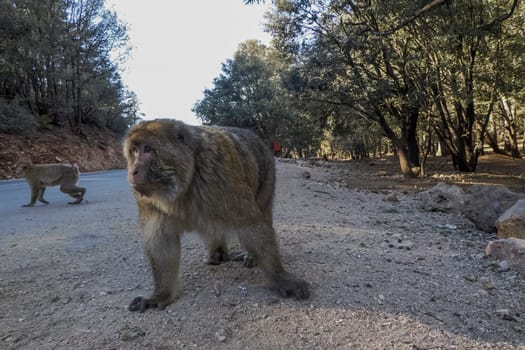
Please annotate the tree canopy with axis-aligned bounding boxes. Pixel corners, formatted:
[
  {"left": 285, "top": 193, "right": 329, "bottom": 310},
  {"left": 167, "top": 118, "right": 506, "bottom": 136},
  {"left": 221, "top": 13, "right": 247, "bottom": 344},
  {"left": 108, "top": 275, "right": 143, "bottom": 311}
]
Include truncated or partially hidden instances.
[
  {"left": 0, "top": 0, "right": 140, "bottom": 135},
  {"left": 198, "top": 0, "right": 525, "bottom": 174},
  {"left": 193, "top": 40, "right": 324, "bottom": 157}
]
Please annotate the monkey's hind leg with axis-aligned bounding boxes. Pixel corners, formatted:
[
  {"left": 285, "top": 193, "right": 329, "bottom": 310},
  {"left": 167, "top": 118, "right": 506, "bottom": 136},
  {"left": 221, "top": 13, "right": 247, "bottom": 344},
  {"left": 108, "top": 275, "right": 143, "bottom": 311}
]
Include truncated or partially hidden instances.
[
  {"left": 204, "top": 232, "right": 255, "bottom": 267},
  {"left": 63, "top": 186, "right": 86, "bottom": 204},
  {"left": 206, "top": 232, "right": 230, "bottom": 265},
  {"left": 239, "top": 222, "right": 309, "bottom": 299},
  {"left": 38, "top": 187, "right": 49, "bottom": 204}
]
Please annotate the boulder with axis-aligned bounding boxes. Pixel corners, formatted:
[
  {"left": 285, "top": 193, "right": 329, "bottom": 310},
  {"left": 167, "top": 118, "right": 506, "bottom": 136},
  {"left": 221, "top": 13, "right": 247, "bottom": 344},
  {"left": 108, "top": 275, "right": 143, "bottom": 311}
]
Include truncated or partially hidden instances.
[
  {"left": 462, "top": 185, "right": 525, "bottom": 233},
  {"left": 418, "top": 183, "right": 525, "bottom": 233},
  {"left": 485, "top": 238, "right": 525, "bottom": 275},
  {"left": 496, "top": 199, "right": 525, "bottom": 239},
  {"left": 418, "top": 182, "right": 465, "bottom": 212}
]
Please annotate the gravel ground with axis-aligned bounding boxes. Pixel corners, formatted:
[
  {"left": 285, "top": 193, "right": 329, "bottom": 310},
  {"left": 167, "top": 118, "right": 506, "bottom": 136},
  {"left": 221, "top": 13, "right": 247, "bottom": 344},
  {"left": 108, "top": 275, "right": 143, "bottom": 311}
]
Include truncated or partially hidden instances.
[{"left": 0, "top": 160, "right": 524, "bottom": 349}]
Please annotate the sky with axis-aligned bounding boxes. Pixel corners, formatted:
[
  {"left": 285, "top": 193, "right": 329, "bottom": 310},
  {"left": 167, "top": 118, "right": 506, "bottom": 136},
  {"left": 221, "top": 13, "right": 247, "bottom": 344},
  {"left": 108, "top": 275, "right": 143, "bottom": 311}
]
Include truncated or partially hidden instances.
[{"left": 105, "top": 1, "right": 272, "bottom": 125}]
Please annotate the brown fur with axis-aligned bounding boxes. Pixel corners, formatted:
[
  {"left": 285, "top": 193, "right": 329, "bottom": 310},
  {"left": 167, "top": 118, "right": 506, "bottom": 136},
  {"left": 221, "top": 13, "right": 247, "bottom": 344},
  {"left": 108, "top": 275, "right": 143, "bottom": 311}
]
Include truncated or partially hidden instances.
[
  {"left": 17, "top": 161, "right": 86, "bottom": 207},
  {"left": 124, "top": 119, "right": 309, "bottom": 312}
]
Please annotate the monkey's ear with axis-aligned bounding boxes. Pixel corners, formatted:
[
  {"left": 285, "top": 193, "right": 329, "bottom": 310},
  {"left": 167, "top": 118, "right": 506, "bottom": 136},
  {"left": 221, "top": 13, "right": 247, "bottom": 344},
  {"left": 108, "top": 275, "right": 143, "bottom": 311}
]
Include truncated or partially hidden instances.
[
  {"left": 174, "top": 125, "right": 196, "bottom": 149},
  {"left": 16, "top": 160, "right": 31, "bottom": 169}
]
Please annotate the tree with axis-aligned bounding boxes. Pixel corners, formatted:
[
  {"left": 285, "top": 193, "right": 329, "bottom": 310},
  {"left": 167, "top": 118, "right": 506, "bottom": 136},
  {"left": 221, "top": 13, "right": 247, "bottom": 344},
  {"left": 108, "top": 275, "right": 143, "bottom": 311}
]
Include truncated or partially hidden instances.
[
  {"left": 267, "top": 0, "right": 436, "bottom": 176},
  {"left": 0, "top": 0, "right": 137, "bottom": 135},
  {"left": 265, "top": 0, "right": 524, "bottom": 173},
  {"left": 423, "top": 0, "right": 522, "bottom": 171},
  {"left": 194, "top": 40, "right": 277, "bottom": 140}
]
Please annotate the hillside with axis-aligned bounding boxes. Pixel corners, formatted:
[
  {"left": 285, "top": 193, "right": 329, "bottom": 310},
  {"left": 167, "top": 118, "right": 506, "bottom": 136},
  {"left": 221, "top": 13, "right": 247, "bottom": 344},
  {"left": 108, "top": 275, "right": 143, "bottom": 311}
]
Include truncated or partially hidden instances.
[{"left": 0, "top": 127, "right": 126, "bottom": 179}]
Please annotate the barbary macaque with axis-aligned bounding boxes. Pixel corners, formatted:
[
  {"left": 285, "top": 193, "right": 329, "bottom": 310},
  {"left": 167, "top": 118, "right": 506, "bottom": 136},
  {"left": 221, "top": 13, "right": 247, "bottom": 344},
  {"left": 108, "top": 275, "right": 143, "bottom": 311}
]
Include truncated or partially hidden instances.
[
  {"left": 17, "top": 161, "right": 86, "bottom": 207},
  {"left": 124, "top": 119, "right": 309, "bottom": 312}
]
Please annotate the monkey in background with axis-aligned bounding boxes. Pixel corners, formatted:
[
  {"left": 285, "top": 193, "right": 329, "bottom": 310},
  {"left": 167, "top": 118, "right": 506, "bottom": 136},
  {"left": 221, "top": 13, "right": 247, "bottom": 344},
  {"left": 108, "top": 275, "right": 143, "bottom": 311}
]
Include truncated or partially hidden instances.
[
  {"left": 17, "top": 161, "right": 86, "bottom": 207},
  {"left": 124, "top": 119, "right": 309, "bottom": 312}
]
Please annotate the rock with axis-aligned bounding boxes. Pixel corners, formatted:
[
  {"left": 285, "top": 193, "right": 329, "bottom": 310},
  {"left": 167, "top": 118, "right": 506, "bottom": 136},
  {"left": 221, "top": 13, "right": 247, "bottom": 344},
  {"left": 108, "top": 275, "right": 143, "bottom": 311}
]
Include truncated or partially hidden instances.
[
  {"left": 496, "top": 199, "right": 525, "bottom": 239},
  {"left": 495, "top": 309, "right": 519, "bottom": 322},
  {"left": 302, "top": 171, "right": 311, "bottom": 179},
  {"left": 418, "top": 183, "right": 524, "bottom": 232},
  {"left": 497, "top": 260, "right": 510, "bottom": 272},
  {"left": 418, "top": 182, "right": 465, "bottom": 212},
  {"left": 384, "top": 193, "right": 399, "bottom": 203},
  {"left": 462, "top": 185, "right": 525, "bottom": 233},
  {"left": 485, "top": 238, "right": 525, "bottom": 275}
]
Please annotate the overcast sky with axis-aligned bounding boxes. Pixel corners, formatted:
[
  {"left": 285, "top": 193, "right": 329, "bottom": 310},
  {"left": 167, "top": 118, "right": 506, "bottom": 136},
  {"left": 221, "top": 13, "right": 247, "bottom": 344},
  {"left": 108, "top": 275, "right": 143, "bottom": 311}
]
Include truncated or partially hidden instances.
[{"left": 105, "top": 1, "right": 271, "bottom": 125}]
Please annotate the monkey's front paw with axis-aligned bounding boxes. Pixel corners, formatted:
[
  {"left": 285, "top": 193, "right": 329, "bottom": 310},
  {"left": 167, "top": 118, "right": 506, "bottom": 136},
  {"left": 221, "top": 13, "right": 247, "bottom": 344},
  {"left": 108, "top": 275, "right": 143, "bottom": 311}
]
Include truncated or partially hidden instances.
[
  {"left": 128, "top": 295, "right": 172, "bottom": 312},
  {"left": 270, "top": 274, "right": 310, "bottom": 300},
  {"left": 129, "top": 296, "right": 152, "bottom": 312}
]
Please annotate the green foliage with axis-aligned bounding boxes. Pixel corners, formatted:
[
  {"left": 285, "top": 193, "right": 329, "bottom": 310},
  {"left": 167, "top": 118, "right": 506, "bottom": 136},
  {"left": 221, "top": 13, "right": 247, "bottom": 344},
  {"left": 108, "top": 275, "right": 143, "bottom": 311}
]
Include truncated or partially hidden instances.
[
  {"left": 263, "top": 0, "right": 524, "bottom": 172},
  {"left": 194, "top": 40, "right": 277, "bottom": 137},
  {"left": 0, "top": 0, "right": 138, "bottom": 135},
  {"left": 194, "top": 40, "right": 324, "bottom": 154}
]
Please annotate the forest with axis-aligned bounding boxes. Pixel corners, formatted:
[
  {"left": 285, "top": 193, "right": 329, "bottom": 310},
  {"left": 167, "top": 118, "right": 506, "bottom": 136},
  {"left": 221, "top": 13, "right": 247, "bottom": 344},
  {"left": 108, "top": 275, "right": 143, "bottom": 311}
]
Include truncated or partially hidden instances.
[
  {"left": 195, "top": 0, "right": 525, "bottom": 176},
  {"left": 1, "top": 0, "right": 524, "bottom": 177},
  {"left": 0, "top": 0, "right": 140, "bottom": 136}
]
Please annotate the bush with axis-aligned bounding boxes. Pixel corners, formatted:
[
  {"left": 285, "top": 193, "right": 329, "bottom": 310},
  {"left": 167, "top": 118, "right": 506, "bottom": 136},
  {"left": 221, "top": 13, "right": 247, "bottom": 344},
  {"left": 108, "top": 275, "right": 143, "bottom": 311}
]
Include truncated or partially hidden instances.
[{"left": 0, "top": 98, "right": 38, "bottom": 135}]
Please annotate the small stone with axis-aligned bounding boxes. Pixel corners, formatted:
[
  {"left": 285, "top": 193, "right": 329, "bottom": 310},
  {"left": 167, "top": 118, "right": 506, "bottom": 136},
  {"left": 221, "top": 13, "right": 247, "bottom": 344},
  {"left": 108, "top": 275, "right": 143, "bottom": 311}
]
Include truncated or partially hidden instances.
[
  {"left": 496, "top": 309, "right": 518, "bottom": 322},
  {"left": 213, "top": 283, "right": 221, "bottom": 297},
  {"left": 483, "top": 282, "right": 496, "bottom": 290},
  {"left": 385, "top": 193, "right": 399, "bottom": 203},
  {"left": 477, "top": 289, "right": 489, "bottom": 297},
  {"left": 215, "top": 331, "right": 227, "bottom": 342},
  {"left": 463, "top": 275, "right": 478, "bottom": 282},
  {"left": 497, "top": 260, "right": 510, "bottom": 272}
]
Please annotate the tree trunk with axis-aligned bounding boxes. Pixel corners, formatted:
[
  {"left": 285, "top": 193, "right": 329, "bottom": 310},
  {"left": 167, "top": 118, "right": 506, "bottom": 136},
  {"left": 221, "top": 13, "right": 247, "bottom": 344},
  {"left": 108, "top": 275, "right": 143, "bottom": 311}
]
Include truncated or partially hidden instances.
[
  {"left": 451, "top": 149, "right": 480, "bottom": 172},
  {"left": 405, "top": 108, "right": 421, "bottom": 167},
  {"left": 396, "top": 146, "right": 417, "bottom": 177}
]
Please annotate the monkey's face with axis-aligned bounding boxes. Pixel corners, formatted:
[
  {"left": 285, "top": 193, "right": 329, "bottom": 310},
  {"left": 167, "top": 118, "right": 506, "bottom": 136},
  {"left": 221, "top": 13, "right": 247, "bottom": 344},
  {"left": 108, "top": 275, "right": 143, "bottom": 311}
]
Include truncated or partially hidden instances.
[
  {"left": 15, "top": 162, "right": 31, "bottom": 177},
  {"left": 124, "top": 120, "right": 196, "bottom": 202}
]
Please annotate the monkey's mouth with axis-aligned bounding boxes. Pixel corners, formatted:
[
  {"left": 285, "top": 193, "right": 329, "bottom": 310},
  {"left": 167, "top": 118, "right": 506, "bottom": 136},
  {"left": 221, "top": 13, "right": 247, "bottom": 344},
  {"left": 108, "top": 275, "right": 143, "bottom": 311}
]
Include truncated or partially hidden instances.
[
  {"left": 131, "top": 183, "right": 156, "bottom": 196},
  {"left": 132, "top": 179, "right": 177, "bottom": 198}
]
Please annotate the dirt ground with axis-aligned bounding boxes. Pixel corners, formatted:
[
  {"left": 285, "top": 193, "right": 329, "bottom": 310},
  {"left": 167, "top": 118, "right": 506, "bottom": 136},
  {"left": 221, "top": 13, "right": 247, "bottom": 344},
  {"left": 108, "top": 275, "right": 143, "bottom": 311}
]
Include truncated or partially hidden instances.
[
  {"left": 1, "top": 154, "right": 525, "bottom": 349},
  {"left": 329, "top": 153, "right": 525, "bottom": 194}
]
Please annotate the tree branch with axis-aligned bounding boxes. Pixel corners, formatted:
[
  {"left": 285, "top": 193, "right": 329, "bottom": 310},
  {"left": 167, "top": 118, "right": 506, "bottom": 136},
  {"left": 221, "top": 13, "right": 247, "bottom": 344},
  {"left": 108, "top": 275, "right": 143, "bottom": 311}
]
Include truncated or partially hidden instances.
[{"left": 371, "top": 0, "right": 448, "bottom": 36}]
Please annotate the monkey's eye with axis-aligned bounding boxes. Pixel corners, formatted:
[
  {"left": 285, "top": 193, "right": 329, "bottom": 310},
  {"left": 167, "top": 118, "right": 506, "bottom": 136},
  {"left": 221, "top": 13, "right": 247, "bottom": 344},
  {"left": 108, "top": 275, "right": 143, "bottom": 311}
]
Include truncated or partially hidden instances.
[
  {"left": 143, "top": 145, "right": 154, "bottom": 153},
  {"left": 130, "top": 145, "right": 138, "bottom": 154}
]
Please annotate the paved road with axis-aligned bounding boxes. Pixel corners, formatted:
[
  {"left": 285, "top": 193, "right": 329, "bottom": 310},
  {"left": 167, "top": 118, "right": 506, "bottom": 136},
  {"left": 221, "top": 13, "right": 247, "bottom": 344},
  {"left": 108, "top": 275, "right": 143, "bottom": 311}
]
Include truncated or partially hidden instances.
[{"left": 0, "top": 170, "right": 137, "bottom": 239}]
